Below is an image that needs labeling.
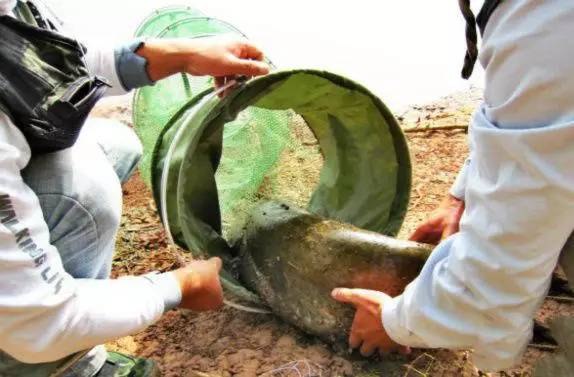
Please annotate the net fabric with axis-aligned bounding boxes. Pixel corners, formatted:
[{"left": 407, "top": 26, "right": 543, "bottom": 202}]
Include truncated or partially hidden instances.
[
  {"left": 156, "top": 17, "right": 246, "bottom": 38},
  {"left": 134, "top": 74, "right": 214, "bottom": 183},
  {"left": 133, "top": 14, "right": 246, "bottom": 184},
  {"left": 132, "top": 8, "right": 302, "bottom": 237},
  {"left": 216, "top": 108, "right": 323, "bottom": 243},
  {"left": 133, "top": 6, "right": 205, "bottom": 38}
]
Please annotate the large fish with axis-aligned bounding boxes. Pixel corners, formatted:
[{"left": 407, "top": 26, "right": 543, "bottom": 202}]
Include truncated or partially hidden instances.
[{"left": 239, "top": 201, "right": 433, "bottom": 344}]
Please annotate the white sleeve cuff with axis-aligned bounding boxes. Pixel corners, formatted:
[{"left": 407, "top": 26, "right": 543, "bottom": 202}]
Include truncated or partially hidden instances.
[
  {"left": 382, "top": 295, "right": 428, "bottom": 348},
  {"left": 143, "top": 271, "right": 182, "bottom": 312},
  {"left": 471, "top": 337, "right": 529, "bottom": 372},
  {"left": 449, "top": 158, "right": 471, "bottom": 200}
]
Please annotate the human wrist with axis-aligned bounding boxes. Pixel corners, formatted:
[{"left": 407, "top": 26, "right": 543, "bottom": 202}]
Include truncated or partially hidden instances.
[
  {"left": 173, "top": 265, "right": 200, "bottom": 297},
  {"left": 444, "top": 194, "right": 464, "bottom": 207},
  {"left": 136, "top": 39, "right": 189, "bottom": 82},
  {"left": 114, "top": 38, "right": 155, "bottom": 90},
  {"left": 381, "top": 295, "right": 418, "bottom": 348},
  {"left": 173, "top": 258, "right": 224, "bottom": 311},
  {"left": 143, "top": 271, "right": 182, "bottom": 312}
]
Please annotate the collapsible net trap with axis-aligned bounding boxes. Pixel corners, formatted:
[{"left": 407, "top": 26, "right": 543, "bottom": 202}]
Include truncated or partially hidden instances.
[{"left": 132, "top": 7, "right": 411, "bottom": 308}]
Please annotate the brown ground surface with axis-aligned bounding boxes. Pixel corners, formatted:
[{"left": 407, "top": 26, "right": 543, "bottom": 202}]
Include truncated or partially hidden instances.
[{"left": 94, "top": 88, "right": 573, "bottom": 377}]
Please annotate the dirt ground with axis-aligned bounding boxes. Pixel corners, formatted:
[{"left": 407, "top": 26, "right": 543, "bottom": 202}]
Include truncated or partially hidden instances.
[{"left": 93, "top": 88, "right": 573, "bottom": 377}]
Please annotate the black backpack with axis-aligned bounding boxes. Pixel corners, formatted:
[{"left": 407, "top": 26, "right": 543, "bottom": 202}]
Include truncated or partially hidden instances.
[{"left": 0, "top": 1, "right": 109, "bottom": 153}]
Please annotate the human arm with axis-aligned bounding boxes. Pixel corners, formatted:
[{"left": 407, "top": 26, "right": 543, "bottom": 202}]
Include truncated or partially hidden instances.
[
  {"left": 0, "top": 112, "right": 223, "bottom": 363},
  {"left": 335, "top": 0, "right": 574, "bottom": 371},
  {"left": 408, "top": 193, "right": 465, "bottom": 244},
  {"left": 0, "top": 111, "right": 165, "bottom": 362},
  {"left": 85, "top": 36, "right": 269, "bottom": 96},
  {"left": 409, "top": 144, "right": 470, "bottom": 244},
  {"left": 336, "top": 106, "right": 574, "bottom": 371},
  {"left": 136, "top": 36, "right": 269, "bottom": 82}
]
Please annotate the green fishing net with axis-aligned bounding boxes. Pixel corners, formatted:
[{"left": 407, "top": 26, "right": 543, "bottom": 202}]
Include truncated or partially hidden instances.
[
  {"left": 134, "top": 6, "right": 205, "bottom": 37},
  {"left": 133, "top": 7, "right": 248, "bottom": 185},
  {"left": 132, "top": 9, "right": 411, "bottom": 307}
]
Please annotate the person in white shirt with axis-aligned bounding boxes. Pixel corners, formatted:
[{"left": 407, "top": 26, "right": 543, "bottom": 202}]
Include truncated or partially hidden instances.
[
  {"left": 333, "top": 0, "right": 574, "bottom": 373},
  {"left": 0, "top": 1, "right": 269, "bottom": 376}
]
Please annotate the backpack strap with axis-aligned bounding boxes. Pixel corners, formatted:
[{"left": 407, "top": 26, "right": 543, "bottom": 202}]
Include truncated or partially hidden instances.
[
  {"left": 13, "top": 1, "right": 37, "bottom": 26},
  {"left": 14, "top": 0, "right": 56, "bottom": 29},
  {"left": 0, "top": 96, "right": 13, "bottom": 119}
]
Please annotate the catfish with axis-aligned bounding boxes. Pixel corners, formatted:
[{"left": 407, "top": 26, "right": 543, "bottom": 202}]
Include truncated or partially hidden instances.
[{"left": 239, "top": 201, "right": 432, "bottom": 344}]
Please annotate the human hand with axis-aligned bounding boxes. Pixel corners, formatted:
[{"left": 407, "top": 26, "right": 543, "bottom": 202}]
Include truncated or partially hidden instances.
[
  {"left": 173, "top": 257, "right": 224, "bottom": 311},
  {"left": 138, "top": 36, "right": 270, "bottom": 82},
  {"left": 331, "top": 288, "right": 410, "bottom": 356},
  {"left": 409, "top": 194, "right": 465, "bottom": 245}
]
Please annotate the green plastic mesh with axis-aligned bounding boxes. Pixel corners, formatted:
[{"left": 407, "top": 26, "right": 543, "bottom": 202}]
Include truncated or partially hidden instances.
[
  {"left": 133, "top": 6, "right": 205, "bottom": 38},
  {"left": 155, "top": 17, "right": 246, "bottom": 38},
  {"left": 133, "top": 74, "right": 214, "bottom": 184},
  {"left": 133, "top": 15, "right": 248, "bottom": 184},
  {"left": 132, "top": 10, "right": 304, "bottom": 243},
  {"left": 216, "top": 109, "right": 322, "bottom": 242}
]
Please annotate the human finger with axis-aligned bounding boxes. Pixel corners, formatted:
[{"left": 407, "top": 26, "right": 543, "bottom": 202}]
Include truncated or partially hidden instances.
[
  {"left": 214, "top": 76, "right": 227, "bottom": 89},
  {"left": 360, "top": 342, "right": 377, "bottom": 357},
  {"left": 208, "top": 257, "right": 222, "bottom": 271},
  {"left": 399, "top": 345, "right": 412, "bottom": 355},
  {"left": 409, "top": 222, "right": 441, "bottom": 244},
  {"left": 348, "top": 329, "right": 362, "bottom": 349},
  {"left": 331, "top": 288, "right": 377, "bottom": 308},
  {"left": 348, "top": 316, "right": 363, "bottom": 349},
  {"left": 239, "top": 41, "right": 265, "bottom": 61},
  {"left": 214, "top": 76, "right": 237, "bottom": 98},
  {"left": 227, "top": 56, "right": 269, "bottom": 76}
]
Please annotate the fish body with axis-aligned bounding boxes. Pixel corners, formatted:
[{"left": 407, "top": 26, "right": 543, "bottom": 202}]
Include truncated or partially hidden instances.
[{"left": 239, "top": 201, "right": 432, "bottom": 343}]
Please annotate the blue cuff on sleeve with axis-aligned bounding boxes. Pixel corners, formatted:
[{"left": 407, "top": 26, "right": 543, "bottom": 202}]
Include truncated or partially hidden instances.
[{"left": 114, "top": 38, "right": 155, "bottom": 91}]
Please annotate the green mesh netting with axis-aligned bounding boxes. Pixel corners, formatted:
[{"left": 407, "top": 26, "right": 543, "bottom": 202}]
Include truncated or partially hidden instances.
[
  {"left": 133, "top": 12, "right": 249, "bottom": 184},
  {"left": 134, "top": 6, "right": 205, "bottom": 38},
  {"left": 132, "top": 9, "right": 411, "bottom": 307},
  {"left": 215, "top": 107, "right": 296, "bottom": 242}
]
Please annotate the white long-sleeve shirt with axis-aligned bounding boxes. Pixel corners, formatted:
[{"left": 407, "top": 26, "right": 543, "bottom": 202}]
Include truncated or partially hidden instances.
[
  {"left": 0, "top": 2, "right": 180, "bottom": 364},
  {"left": 383, "top": 1, "right": 574, "bottom": 371}
]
